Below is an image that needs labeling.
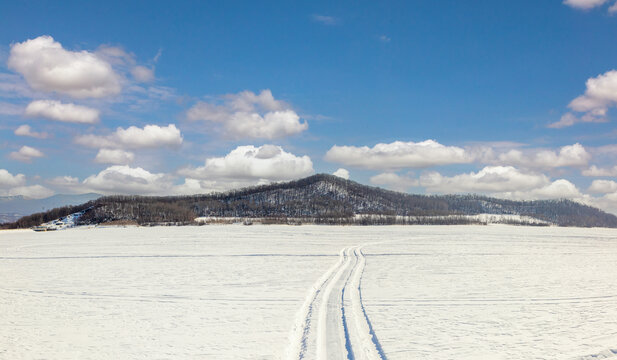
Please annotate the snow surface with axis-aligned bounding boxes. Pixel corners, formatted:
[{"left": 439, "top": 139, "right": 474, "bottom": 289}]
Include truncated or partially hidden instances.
[{"left": 1, "top": 225, "right": 617, "bottom": 359}]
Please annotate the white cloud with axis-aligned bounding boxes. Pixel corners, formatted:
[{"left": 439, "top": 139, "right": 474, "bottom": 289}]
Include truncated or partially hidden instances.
[
  {"left": 9, "top": 146, "right": 44, "bottom": 162},
  {"left": 327, "top": 140, "right": 591, "bottom": 172},
  {"left": 178, "top": 145, "right": 314, "bottom": 186},
  {"left": 172, "top": 178, "right": 263, "bottom": 195},
  {"left": 75, "top": 124, "right": 183, "bottom": 149},
  {"left": 95, "top": 45, "right": 135, "bottom": 66},
  {"left": 94, "top": 149, "right": 135, "bottom": 165},
  {"left": 14, "top": 124, "right": 49, "bottom": 139},
  {"left": 0, "top": 169, "right": 26, "bottom": 187},
  {"left": 131, "top": 66, "right": 155, "bottom": 83},
  {"left": 325, "top": 140, "right": 473, "bottom": 170},
  {"left": 555, "top": 69, "right": 617, "bottom": 127},
  {"left": 172, "top": 178, "right": 210, "bottom": 195},
  {"left": 370, "top": 172, "right": 418, "bottom": 192},
  {"left": 8, "top": 35, "right": 121, "bottom": 98},
  {"left": 49, "top": 146, "right": 312, "bottom": 196},
  {"left": 48, "top": 175, "right": 80, "bottom": 188},
  {"left": 0, "top": 169, "right": 52, "bottom": 199},
  {"left": 588, "top": 179, "right": 617, "bottom": 194},
  {"left": 548, "top": 112, "right": 607, "bottom": 128},
  {"left": 186, "top": 89, "right": 308, "bottom": 139},
  {"left": 496, "top": 143, "right": 590, "bottom": 169},
  {"left": 312, "top": 14, "right": 339, "bottom": 25},
  {"left": 332, "top": 168, "right": 350, "bottom": 180},
  {"left": 5, "top": 185, "right": 54, "bottom": 199},
  {"left": 420, "top": 166, "right": 550, "bottom": 194},
  {"left": 591, "top": 190, "right": 617, "bottom": 214},
  {"left": 593, "top": 144, "right": 617, "bottom": 155},
  {"left": 175, "top": 145, "right": 310, "bottom": 195},
  {"left": 368, "top": 166, "right": 587, "bottom": 202},
  {"left": 582, "top": 165, "right": 617, "bottom": 177},
  {"left": 563, "top": 0, "right": 610, "bottom": 9},
  {"left": 571, "top": 70, "right": 617, "bottom": 112},
  {"left": 25, "top": 99, "right": 99, "bottom": 124},
  {"left": 495, "top": 179, "right": 585, "bottom": 201},
  {"left": 82, "top": 165, "right": 173, "bottom": 195}
]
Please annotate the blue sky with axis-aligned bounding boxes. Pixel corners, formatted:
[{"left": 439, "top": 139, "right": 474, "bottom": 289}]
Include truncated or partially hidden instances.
[{"left": 3, "top": 0, "right": 617, "bottom": 213}]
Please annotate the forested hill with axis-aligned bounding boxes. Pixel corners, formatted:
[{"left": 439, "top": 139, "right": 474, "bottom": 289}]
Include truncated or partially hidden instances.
[{"left": 4, "top": 174, "right": 617, "bottom": 228}]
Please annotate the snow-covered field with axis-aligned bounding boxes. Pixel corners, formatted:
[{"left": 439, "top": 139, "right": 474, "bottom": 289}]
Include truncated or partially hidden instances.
[{"left": 1, "top": 225, "right": 617, "bottom": 359}]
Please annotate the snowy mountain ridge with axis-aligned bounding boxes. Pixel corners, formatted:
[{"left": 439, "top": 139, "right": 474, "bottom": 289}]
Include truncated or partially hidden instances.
[{"left": 3, "top": 174, "right": 617, "bottom": 228}]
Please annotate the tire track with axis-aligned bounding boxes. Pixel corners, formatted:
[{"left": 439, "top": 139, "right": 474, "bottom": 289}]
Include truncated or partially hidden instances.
[
  {"left": 285, "top": 245, "right": 386, "bottom": 360},
  {"left": 316, "top": 247, "right": 353, "bottom": 360},
  {"left": 345, "top": 246, "right": 387, "bottom": 360},
  {"left": 284, "top": 247, "right": 349, "bottom": 360}
]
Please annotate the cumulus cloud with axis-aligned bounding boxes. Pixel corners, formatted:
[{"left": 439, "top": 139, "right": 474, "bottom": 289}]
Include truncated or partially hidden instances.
[
  {"left": 368, "top": 166, "right": 587, "bottom": 202},
  {"left": 582, "top": 165, "right": 617, "bottom": 177},
  {"left": 409, "top": 166, "right": 585, "bottom": 201},
  {"left": 82, "top": 165, "right": 174, "bottom": 195},
  {"left": 94, "top": 149, "right": 135, "bottom": 164},
  {"left": 75, "top": 124, "right": 183, "bottom": 149},
  {"left": 495, "top": 179, "right": 585, "bottom": 201},
  {"left": 0, "top": 169, "right": 52, "bottom": 199},
  {"left": 325, "top": 140, "right": 473, "bottom": 170},
  {"left": 0, "top": 169, "right": 26, "bottom": 187},
  {"left": 179, "top": 145, "right": 314, "bottom": 185},
  {"left": 9, "top": 146, "right": 44, "bottom": 162},
  {"left": 172, "top": 178, "right": 213, "bottom": 195},
  {"left": 420, "top": 166, "right": 550, "bottom": 194},
  {"left": 14, "top": 124, "right": 49, "bottom": 139},
  {"left": 590, "top": 190, "right": 617, "bottom": 214},
  {"left": 326, "top": 140, "right": 592, "bottom": 172},
  {"left": 5, "top": 185, "right": 54, "bottom": 199},
  {"left": 496, "top": 143, "right": 590, "bottom": 169},
  {"left": 186, "top": 90, "right": 308, "bottom": 139},
  {"left": 579, "top": 70, "right": 617, "bottom": 108},
  {"left": 332, "top": 168, "right": 350, "bottom": 180},
  {"left": 65, "top": 165, "right": 249, "bottom": 196},
  {"left": 370, "top": 172, "right": 418, "bottom": 192},
  {"left": 564, "top": 0, "right": 610, "bottom": 9},
  {"left": 172, "top": 178, "right": 264, "bottom": 195},
  {"left": 588, "top": 179, "right": 617, "bottom": 194},
  {"left": 8, "top": 35, "right": 121, "bottom": 98},
  {"left": 553, "top": 70, "right": 617, "bottom": 128},
  {"left": 25, "top": 99, "right": 99, "bottom": 124},
  {"left": 45, "top": 146, "right": 311, "bottom": 196}
]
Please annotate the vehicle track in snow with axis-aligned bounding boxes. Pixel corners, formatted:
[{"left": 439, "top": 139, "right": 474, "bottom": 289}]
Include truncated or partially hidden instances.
[{"left": 284, "top": 245, "right": 386, "bottom": 360}]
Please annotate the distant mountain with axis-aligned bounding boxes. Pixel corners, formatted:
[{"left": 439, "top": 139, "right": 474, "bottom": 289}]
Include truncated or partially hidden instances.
[
  {"left": 3, "top": 174, "right": 617, "bottom": 228},
  {"left": 0, "top": 193, "right": 101, "bottom": 223}
]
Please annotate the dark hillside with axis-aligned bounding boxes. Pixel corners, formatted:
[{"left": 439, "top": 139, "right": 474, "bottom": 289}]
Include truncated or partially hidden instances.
[{"left": 3, "top": 174, "right": 616, "bottom": 228}]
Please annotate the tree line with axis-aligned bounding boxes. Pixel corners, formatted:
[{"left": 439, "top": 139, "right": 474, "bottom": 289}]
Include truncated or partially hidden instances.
[{"left": 2, "top": 174, "right": 616, "bottom": 228}]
